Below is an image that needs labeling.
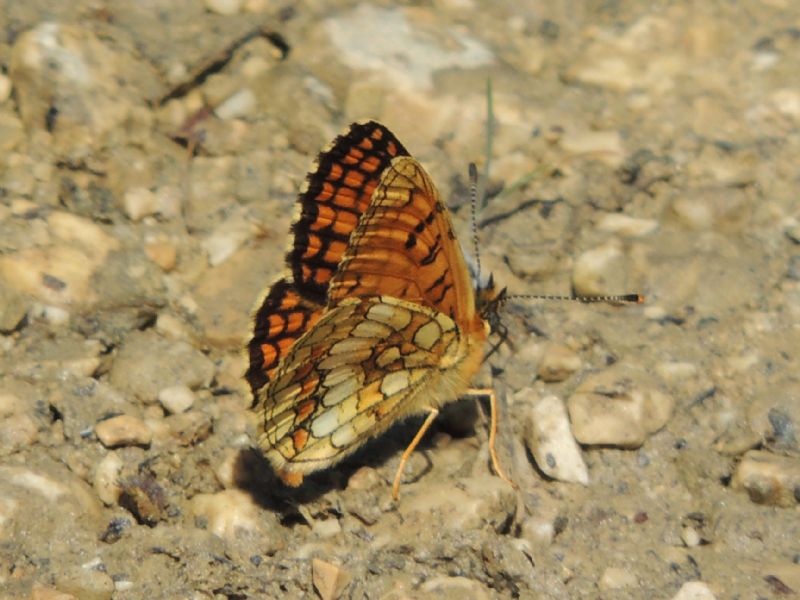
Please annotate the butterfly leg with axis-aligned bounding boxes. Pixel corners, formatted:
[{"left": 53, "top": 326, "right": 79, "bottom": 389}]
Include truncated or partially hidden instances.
[
  {"left": 392, "top": 407, "right": 439, "bottom": 500},
  {"left": 467, "top": 387, "right": 518, "bottom": 490}
]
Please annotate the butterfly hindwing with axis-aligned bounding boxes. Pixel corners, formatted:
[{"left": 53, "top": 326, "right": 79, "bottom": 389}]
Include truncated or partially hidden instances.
[{"left": 257, "top": 296, "right": 470, "bottom": 480}]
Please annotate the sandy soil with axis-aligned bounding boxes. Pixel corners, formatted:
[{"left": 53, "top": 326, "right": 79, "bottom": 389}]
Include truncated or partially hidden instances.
[{"left": 1, "top": 1, "right": 799, "bottom": 599}]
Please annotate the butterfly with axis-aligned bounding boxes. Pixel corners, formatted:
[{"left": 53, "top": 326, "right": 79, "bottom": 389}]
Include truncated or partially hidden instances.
[{"left": 246, "top": 121, "right": 513, "bottom": 499}]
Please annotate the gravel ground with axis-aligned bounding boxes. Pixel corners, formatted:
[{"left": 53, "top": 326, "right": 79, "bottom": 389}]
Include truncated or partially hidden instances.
[{"left": 1, "top": 1, "right": 799, "bottom": 599}]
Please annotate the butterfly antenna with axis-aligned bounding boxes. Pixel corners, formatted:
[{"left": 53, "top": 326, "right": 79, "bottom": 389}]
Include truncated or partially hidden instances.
[
  {"left": 499, "top": 292, "right": 645, "bottom": 305},
  {"left": 469, "top": 162, "right": 482, "bottom": 287}
]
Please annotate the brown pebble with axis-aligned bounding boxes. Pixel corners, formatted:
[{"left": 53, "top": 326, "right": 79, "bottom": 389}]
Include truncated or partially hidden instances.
[
  {"left": 95, "top": 415, "right": 152, "bottom": 448},
  {"left": 312, "top": 558, "right": 351, "bottom": 600}
]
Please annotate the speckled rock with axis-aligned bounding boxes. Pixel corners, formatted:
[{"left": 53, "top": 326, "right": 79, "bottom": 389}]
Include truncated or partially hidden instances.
[
  {"left": 108, "top": 330, "right": 214, "bottom": 402},
  {"left": 746, "top": 383, "right": 799, "bottom": 453},
  {"left": 524, "top": 393, "right": 588, "bottom": 485}
]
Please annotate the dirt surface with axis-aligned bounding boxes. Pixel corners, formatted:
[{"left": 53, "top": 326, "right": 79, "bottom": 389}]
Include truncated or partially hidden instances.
[{"left": 1, "top": 1, "right": 799, "bottom": 599}]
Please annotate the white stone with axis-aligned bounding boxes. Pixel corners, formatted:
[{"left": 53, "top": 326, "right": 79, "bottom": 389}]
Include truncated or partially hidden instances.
[
  {"left": 670, "top": 581, "right": 717, "bottom": 600},
  {"left": 524, "top": 393, "right": 588, "bottom": 485},
  {"left": 681, "top": 526, "right": 702, "bottom": 548},
  {"left": 596, "top": 213, "right": 658, "bottom": 237},
  {"left": 123, "top": 187, "right": 158, "bottom": 222},
  {"left": 157, "top": 385, "right": 195, "bottom": 414},
  {"left": 312, "top": 518, "right": 342, "bottom": 538},
  {"left": 190, "top": 489, "right": 261, "bottom": 541},
  {"left": 215, "top": 88, "right": 257, "bottom": 120},
  {"left": 203, "top": 206, "right": 257, "bottom": 266},
  {"left": 599, "top": 567, "right": 638, "bottom": 590},
  {"left": 94, "top": 452, "right": 123, "bottom": 505},
  {"left": 572, "top": 240, "right": 627, "bottom": 298}
]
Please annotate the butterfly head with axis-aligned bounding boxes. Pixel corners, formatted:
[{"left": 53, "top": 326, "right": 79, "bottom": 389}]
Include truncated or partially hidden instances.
[{"left": 475, "top": 273, "right": 507, "bottom": 335}]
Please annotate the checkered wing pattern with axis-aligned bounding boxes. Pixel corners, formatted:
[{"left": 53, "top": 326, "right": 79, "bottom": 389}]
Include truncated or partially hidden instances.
[{"left": 255, "top": 153, "right": 489, "bottom": 486}]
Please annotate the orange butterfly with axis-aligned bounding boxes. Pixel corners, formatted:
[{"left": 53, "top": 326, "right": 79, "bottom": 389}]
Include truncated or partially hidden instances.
[{"left": 247, "top": 122, "right": 509, "bottom": 498}]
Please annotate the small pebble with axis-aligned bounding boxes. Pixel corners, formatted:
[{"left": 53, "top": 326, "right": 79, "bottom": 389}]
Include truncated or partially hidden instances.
[
  {"left": 157, "top": 385, "right": 195, "bottom": 414},
  {"left": 190, "top": 489, "right": 261, "bottom": 541},
  {"left": 95, "top": 415, "right": 152, "bottom": 448},
  {"left": 144, "top": 241, "right": 177, "bottom": 272},
  {"left": 571, "top": 240, "right": 627, "bottom": 298},
  {"left": 599, "top": 567, "right": 638, "bottom": 590},
  {"left": 93, "top": 452, "right": 124, "bottom": 505},
  {"left": 347, "top": 466, "right": 382, "bottom": 491},
  {"left": 670, "top": 581, "right": 717, "bottom": 600},
  {"left": 55, "top": 565, "right": 115, "bottom": 600},
  {"left": 731, "top": 450, "right": 800, "bottom": 507},
  {"left": 568, "top": 367, "right": 673, "bottom": 448},
  {"left": 312, "top": 518, "right": 342, "bottom": 538},
  {"left": 524, "top": 393, "right": 588, "bottom": 485},
  {"left": 681, "top": 526, "right": 702, "bottom": 548},
  {"left": 154, "top": 185, "right": 182, "bottom": 219},
  {"left": 520, "top": 516, "right": 556, "bottom": 547},
  {"left": 215, "top": 88, "right": 257, "bottom": 120},
  {"left": 596, "top": 213, "right": 658, "bottom": 237},
  {"left": 536, "top": 343, "right": 581, "bottom": 382},
  {"left": 30, "top": 583, "right": 79, "bottom": 600},
  {"left": 165, "top": 411, "right": 212, "bottom": 446},
  {"left": 122, "top": 187, "right": 158, "bottom": 222},
  {"left": 560, "top": 130, "right": 624, "bottom": 168},
  {"left": 205, "top": 0, "right": 244, "bottom": 15},
  {"left": 312, "top": 558, "right": 352, "bottom": 600}
]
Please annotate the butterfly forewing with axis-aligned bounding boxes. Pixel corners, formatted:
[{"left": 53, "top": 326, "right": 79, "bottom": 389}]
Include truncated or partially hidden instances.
[{"left": 327, "top": 157, "right": 480, "bottom": 330}]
